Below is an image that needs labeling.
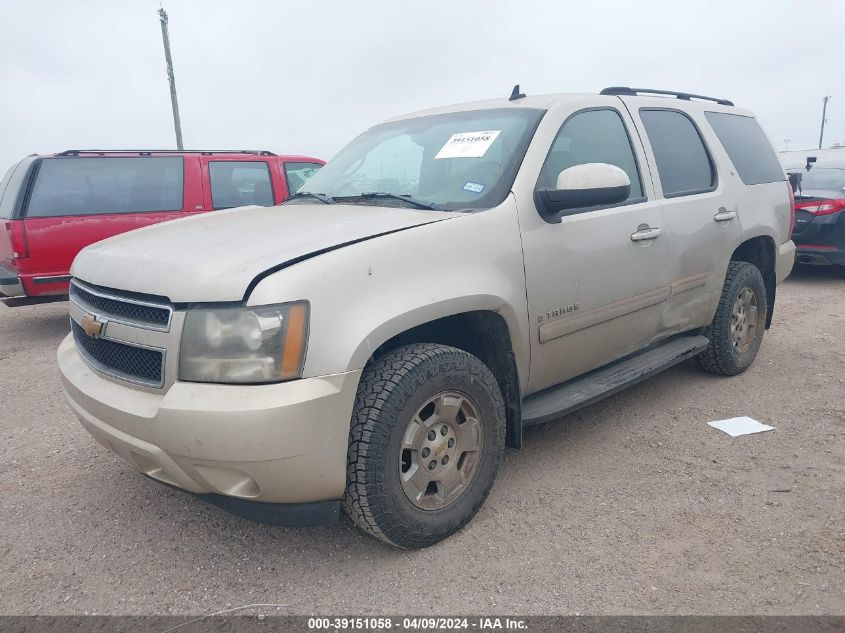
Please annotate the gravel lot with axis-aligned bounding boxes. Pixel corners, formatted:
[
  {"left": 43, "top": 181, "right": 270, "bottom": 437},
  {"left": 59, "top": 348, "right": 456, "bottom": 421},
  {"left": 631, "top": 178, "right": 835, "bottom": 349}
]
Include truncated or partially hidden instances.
[{"left": 1, "top": 266, "right": 843, "bottom": 616}]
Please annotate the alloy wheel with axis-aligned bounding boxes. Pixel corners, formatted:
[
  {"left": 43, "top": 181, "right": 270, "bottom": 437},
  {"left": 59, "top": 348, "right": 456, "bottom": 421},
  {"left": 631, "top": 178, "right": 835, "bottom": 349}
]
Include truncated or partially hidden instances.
[{"left": 399, "top": 390, "right": 484, "bottom": 510}]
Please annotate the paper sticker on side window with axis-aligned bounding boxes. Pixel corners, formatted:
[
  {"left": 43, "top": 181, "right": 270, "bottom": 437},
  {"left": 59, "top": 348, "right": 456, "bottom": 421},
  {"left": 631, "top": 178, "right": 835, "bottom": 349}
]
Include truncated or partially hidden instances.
[
  {"left": 463, "top": 182, "right": 485, "bottom": 193},
  {"left": 435, "top": 130, "right": 501, "bottom": 159}
]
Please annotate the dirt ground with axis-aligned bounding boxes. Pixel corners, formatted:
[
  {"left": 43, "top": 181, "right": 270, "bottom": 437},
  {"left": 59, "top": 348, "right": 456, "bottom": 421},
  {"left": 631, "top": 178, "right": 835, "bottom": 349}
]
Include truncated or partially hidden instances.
[{"left": 1, "top": 266, "right": 843, "bottom": 616}]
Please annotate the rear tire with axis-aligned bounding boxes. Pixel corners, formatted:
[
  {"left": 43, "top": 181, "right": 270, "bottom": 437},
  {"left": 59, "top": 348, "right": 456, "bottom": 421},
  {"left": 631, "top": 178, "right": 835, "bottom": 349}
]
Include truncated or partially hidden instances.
[
  {"left": 696, "top": 261, "right": 767, "bottom": 376},
  {"left": 342, "top": 343, "right": 505, "bottom": 549}
]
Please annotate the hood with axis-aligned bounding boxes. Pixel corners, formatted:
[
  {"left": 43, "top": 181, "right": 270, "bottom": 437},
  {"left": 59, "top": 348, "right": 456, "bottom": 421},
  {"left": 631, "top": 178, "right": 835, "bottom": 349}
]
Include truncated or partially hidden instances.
[{"left": 72, "top": 203, "right": 457, "bottom": 302}]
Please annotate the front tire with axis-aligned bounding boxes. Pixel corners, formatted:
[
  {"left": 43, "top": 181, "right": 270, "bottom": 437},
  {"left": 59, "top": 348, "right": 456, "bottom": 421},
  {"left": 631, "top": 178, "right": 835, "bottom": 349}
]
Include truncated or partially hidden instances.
[
  {"left": 696, "top": 261, "right": 768, "bottom": 376},
  {"left": 342, "top": 343, "right": 506, "bottom": 549}
]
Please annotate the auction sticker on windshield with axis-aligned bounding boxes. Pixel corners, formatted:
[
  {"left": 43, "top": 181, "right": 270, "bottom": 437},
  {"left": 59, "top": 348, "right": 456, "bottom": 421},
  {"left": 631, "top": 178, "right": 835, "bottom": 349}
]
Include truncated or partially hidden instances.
[{"left": 435, "top": 130, "right": 501, "bottom": 159}]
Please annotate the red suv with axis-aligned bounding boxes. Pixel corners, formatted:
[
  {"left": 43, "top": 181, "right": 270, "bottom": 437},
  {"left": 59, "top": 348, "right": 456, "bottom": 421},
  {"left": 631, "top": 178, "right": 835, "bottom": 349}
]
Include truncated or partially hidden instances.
[{"left": 0, "top": 149, "right": 323, "bottom": 301}]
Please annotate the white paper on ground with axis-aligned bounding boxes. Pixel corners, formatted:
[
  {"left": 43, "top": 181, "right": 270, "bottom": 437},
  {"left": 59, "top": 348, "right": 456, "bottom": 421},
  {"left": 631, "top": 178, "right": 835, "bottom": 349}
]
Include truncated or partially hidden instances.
[
  {"left": 708, "top": 416, "right": 775, "bottom": 437},
  {"left": 435, "top": 130, "right": 501, "bottom": 159}
]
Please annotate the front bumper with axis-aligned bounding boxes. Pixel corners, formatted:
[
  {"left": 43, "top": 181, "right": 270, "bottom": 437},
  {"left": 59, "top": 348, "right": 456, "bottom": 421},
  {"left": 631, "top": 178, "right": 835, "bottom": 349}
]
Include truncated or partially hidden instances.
[
  {"left": 0, "top": 263, "right": 25, "bottom": 298},
  {"left": 58, "top": 334, "right": 361, "bottom": 514}
]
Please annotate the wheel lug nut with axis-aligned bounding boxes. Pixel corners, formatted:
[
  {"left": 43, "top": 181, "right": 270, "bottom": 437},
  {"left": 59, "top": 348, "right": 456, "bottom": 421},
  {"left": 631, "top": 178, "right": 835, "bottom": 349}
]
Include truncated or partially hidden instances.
[
  {"left": 447, "top": 438, "right": 455, "bottom": 448},
  {"left": 428, "top": 460, "right": 436, "bottom": 471},
  {"left": 427, "top": 430, "right": 436, "bottom": 441},
  {"left": 440, "top": 425, "right": 448, "bottom": 436},
  {"left": 421, "top": 447, "right": 430, "bottom": 458},
  {"left": 441, "top": 455, "right": 449, "bottom": 466}
]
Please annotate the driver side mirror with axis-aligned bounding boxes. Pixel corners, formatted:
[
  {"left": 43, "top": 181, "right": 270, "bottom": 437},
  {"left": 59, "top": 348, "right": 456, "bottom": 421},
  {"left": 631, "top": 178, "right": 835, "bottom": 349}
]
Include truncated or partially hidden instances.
[{"left": 535, "top": 163, "right": 631, "bottom": 223}]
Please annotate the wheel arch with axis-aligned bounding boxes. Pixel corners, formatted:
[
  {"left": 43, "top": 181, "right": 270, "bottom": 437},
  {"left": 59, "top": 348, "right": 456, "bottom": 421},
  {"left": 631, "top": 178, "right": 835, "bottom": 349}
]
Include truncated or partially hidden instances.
[
  {"left": 358, "top": 308, "right": 525, "bottom": 450},
  {"left": 730, "top": 234, "right": 777, "bottom": 328}
]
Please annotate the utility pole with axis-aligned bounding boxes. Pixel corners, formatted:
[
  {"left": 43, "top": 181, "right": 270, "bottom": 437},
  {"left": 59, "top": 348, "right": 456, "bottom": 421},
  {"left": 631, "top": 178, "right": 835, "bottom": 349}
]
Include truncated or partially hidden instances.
[
  {"left": 158, "top": 7, "right": 184, "bottom": 150},
  {"left": 818, "top": 96, "right": 831, "bottom": 150},
  {"left": 782, "top": 138, "right": 791, "bottom": 152}
]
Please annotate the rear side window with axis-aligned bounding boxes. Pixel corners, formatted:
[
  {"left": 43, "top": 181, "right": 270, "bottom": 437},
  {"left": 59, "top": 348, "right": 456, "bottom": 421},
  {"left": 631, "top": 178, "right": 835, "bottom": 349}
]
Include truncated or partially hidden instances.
[
  {"left": 209, "top": 161, "right": 274, "bottom": 209},
  {"left": 640, "top": 109, "right": 715, "bottom": 197},
  {"left": 26, "top": 157, "right": 184, "bottom": 218},
  {"left": 283, "top": 162, "right": 323, "bottom": 195},
  {"left": 704, "top": 112, "right": 785, "bottom": 185},
  {"left": 537, "top": 108, "right": 644, "bottom": 200}
]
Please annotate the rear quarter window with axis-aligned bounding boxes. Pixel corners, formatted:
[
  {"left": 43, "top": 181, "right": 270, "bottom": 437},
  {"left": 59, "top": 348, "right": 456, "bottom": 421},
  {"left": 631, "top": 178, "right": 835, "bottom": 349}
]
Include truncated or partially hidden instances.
[
  {"left": 0, "top": 162, "right": 18, "bottom": 219},
  {"left": 26, "top": 157, "right": 184, "bottom": 218},
  {"left": 704, "top": 112, "right": 785, "bottom": 185}
]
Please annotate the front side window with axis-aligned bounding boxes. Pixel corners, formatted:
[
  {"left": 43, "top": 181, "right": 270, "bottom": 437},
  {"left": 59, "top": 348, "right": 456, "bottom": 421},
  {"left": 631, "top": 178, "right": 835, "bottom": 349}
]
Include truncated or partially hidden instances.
[
  {"left": 26, "top": 157, "right": 184, "bottom": 217},
  {"left": 705, "top": 112, "right": 784, "bottom": 186},
  {"left": 640, "top": 109, "right": 716, "bottom": 197},
  {"left": 209, "top": 161, "right": 274, "bottom": 209},
  {"left": 291, "top": 108, "right": 545, "bottom": 211},
  {"left": 283, "top": 162, "right": 323, "bottom": 195},
  {"left": 537, "top": 108, "right": 644, "bottom": 200}
]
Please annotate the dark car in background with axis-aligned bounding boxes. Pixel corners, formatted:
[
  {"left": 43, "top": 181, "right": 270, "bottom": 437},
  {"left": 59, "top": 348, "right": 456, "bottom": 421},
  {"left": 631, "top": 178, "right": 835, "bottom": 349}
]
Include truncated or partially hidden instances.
[
  {"left": 0, "top": 150, "right": 323, "bottom": 301},
  {"left": 782, "top": 150, "right": 845, "bottom": 267}
]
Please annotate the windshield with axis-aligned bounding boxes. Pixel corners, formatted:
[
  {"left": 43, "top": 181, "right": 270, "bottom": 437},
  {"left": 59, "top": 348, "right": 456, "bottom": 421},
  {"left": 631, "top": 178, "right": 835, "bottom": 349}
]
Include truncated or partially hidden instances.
[{"left": 290, "top": 108, "right": 544, "bottom": 211}]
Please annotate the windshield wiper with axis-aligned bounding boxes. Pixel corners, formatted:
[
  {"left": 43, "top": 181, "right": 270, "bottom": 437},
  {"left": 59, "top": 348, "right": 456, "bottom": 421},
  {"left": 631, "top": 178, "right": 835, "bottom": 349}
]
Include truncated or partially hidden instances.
[
  {"left": 286, "top": 191, "right": 335, "bottom": 204},
  {"left": 335, "top": 192, "right": 443, "bottom": 211}
]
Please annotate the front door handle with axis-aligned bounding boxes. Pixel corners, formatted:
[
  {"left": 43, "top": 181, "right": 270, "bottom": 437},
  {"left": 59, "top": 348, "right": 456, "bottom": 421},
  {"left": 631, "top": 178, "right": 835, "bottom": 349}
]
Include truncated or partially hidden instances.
[
  {"left": 630, "top": 227, "right": 662, "bottom": 242},
  {"left": 714, "top": 208, "right": 738, "bottom": 222}
]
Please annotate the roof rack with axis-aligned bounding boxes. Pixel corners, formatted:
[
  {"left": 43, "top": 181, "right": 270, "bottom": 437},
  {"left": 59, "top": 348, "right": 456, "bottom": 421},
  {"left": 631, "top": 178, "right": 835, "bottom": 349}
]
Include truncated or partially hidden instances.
[
  {"left": 55, "top": 149, "right": 277, "bottom": 157},
  {"left": 599, "top": 87, "right": 734, "bottom": 107}
]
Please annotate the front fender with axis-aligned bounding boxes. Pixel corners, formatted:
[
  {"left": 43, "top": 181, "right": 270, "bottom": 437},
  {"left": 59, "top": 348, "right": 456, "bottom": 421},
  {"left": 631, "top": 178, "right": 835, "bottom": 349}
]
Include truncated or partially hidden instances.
[
  {"left": 247, "top": 198, "right": 530, "bottom": 389},
  {"left": 347, "top": 295, "right": 524, "bottom": 371}
]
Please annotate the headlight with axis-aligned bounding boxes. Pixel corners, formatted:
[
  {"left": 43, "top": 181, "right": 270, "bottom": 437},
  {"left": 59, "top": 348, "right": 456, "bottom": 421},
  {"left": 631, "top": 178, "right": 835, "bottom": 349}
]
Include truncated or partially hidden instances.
[{"left": 179, "top": 302, "right": 308, "bottom": 384}]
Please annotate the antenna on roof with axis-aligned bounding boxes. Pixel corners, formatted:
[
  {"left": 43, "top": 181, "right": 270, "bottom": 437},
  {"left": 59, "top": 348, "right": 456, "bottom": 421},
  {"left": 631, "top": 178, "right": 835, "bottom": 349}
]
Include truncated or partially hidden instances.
[{"left": 509, "top": 84, "right": 526, "bottom": 101}]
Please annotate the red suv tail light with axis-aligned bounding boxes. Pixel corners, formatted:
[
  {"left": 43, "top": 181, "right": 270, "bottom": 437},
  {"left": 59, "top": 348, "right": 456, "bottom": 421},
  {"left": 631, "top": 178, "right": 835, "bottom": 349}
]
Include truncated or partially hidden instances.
[
  {"left": 794, "top": 198, "right": 845, "bottom": 217},
  {"left": 6, "top": 220, "right": 29, "bottom": 259}
]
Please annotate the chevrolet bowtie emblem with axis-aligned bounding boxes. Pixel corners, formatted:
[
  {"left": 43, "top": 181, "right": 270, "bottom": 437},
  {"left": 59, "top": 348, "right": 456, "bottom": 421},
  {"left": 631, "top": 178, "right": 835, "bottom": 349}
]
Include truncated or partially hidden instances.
[{"left": 80, "top": 313, "right": 104, "bottom": 338}]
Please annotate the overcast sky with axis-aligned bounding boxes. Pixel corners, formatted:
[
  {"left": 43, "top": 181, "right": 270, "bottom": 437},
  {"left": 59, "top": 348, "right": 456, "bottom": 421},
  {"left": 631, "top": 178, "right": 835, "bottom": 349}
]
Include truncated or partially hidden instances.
[{"left": 1, "top": 0, "right": 842, "bottom": 169}]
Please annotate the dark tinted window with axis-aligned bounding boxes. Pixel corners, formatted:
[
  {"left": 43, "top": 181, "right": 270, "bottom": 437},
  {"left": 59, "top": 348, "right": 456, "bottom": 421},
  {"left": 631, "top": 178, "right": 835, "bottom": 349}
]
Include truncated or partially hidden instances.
[
  {"left": 538, "top": 109, "right": 643, "bottom": 199},
  {"left": 705, "top": 112, "right": 784, "bottom": 185},
  {"left": 26, "top": 157, "right": 184, "bottom": 217},
  {"left": 283, "top": 162, "right": 322, "bottom": 195},
  {"left": 640, "top": 109, "right": 715, "bottom": 197},
  {"left": 209, "top": 161, "right": 274, "bottom": 209}
]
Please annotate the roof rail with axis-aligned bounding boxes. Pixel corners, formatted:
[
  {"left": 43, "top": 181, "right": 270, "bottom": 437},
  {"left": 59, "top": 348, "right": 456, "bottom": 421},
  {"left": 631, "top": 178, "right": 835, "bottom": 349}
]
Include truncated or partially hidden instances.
[
  {"left": 600, "top": 87, "right": 734, "bottom": 107},
  {"left": 55, "top": 149, "right": 277, "bottom": 157}
]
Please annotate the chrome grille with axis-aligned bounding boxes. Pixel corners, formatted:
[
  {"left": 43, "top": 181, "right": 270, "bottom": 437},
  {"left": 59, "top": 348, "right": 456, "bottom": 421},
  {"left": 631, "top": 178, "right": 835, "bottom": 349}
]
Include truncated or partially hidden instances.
[
  {"left": 70, "top": 280, "right": 172, "bottom": 331},
  {"left": 71, "top": 321, "right": 165, "bottom": 387}
]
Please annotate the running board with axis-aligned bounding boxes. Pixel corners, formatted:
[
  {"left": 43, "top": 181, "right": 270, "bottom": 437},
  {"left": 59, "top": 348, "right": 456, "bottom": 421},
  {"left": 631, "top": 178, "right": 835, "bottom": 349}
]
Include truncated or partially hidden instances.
[{"left": 522, "top": 335, "right": 710, "bottom": 426}]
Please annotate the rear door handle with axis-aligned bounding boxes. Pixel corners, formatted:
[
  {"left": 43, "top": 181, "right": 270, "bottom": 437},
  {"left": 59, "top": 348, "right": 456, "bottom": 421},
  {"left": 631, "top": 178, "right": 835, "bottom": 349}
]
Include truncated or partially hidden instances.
[
  {"left": 714, "top": 209, "right": 738, "bottom": 222},
  {"left": 630, "top": 227, "right": 662, "bottom": 242}
]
